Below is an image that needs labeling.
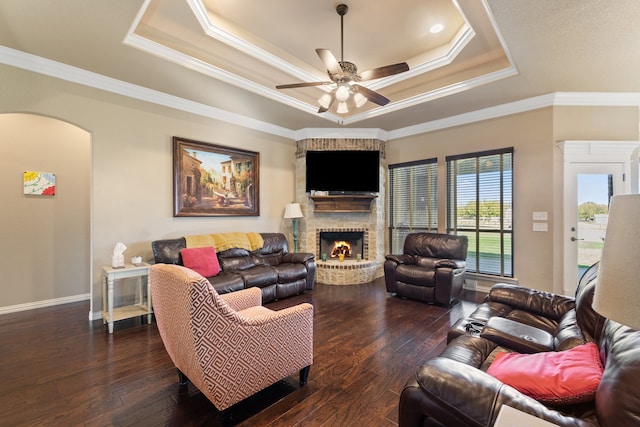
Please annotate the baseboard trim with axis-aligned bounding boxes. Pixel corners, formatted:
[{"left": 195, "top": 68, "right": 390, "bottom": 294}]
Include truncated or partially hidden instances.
[
  {"left": 464, "top": 273, "right": 518, "bottom": 294},
  {"left": 0, "top": 293, "right": 90, "bottom": 316}
]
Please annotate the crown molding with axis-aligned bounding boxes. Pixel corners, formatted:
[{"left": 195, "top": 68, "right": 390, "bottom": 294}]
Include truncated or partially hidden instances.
[
  {"left": 388, "top": 93, "right": 555, "bottom": 139},
  {"left": 122, "top": 33, "right": 323, "bottom": 119},
  {"left": 185, "top": 0, "right": 323, "bottom": 85},
  {"left": 553, "top": 92, "right": 640, "bottom": 106},
  {"left": 0, "top": 45, "right": 295, "bottom": 139},
  {"left": 294, "top": 128, "right": 389, "bottom": 141},
  {"left": 1, "top": 45, "right": 639, "bottom": 142},
  {"left": 341, "top": 65, "right": 519, "bottom": 126}
]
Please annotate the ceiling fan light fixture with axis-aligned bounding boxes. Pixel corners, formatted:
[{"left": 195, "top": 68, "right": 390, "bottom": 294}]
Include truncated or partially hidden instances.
[
  {"left": 276, "top": 3, "right": 409, "bottom": 115},
  {"left": 353, "top": 92, "right": 367, "bottom": 108},
  {"left": 318, "top": 93, "right": 332, "bottom": 109},
  {"left": 335, "top": 84, "right": 351, "bottom": 102}
]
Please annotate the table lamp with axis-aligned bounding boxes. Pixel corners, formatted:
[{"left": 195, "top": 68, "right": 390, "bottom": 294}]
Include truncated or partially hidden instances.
[
  {"left": 592, "top": 194, "right": 640, "bottom": 330},
  {"left": 284, "top": 202, "right": 304, "bottom": 252}
]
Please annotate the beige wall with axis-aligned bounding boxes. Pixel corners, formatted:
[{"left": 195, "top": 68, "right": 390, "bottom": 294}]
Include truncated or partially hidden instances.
[
  {"left": 387, "top": 106, "right": 639, "bottom": 293},
  {"left": 0, "top": 113, "right": 90, "bottom": 307},
  {"left": 551, "top": 106, "right": 640, "bottom": 295},
  {"left": 1, "top": 62, "right": 638, "bottom": 313},
  {"left": 387, "top": 109, "right": 555, "bottom": 291},
  {"left": 0, "top": 64, "right": 296, "bottom": 316}
]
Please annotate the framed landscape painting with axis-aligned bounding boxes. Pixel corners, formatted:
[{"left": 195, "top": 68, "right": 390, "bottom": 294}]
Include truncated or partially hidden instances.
[{"left": 173, "top": 137, "right": 259, "bottom": 217}]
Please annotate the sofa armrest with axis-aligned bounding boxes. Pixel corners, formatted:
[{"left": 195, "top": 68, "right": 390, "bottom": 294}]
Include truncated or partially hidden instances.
[
  {"left": 412, "top": 357, "right": 504, "bottom": 426},
  {"left": 219, "top": 286, "right": 262, "bottom": 311},
  {"left": 407, "top": 358, "right": 585, "bottom": 427},
  {"left": 283, "top": 252, "right": 314, "bottom": 263},
  {"left": 385, "top": 254, "right": 414, "bottom": 264},
  {"left": 435, "top": 259, "right": 466, "bottom": 269},
  {"left": 488, "top": 283, "right": 576, "bottom": 321}
]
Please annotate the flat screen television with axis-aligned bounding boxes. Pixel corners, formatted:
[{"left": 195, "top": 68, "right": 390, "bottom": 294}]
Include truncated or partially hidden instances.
[{"left": 305, "top": 150, "right": 380, "bottom": 194}]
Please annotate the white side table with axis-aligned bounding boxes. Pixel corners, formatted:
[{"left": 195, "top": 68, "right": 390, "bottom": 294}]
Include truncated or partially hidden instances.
[
  {"left": 494, "top": 405, "right": 559, "bottom": 426},
  {"left": 102, "top": 263, "right": 152, "bottom": 333}
]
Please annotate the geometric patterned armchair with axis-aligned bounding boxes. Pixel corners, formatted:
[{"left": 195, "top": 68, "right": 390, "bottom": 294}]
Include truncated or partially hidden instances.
[{"left": 150, "top": 264, "right": 313, "bottom": 413}]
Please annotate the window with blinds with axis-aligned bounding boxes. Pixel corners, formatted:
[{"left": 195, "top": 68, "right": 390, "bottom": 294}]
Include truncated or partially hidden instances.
[
  {"left": 388, "top": 158, "right": 438, "bottom": 253},
  {"left": 446, "top": 148, "right": 513, "bottom": 277}
]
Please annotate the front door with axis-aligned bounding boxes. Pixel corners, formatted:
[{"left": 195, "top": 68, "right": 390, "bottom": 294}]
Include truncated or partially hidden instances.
[{"left": 563, "top": 163, "right": 624, "bottom": 296}]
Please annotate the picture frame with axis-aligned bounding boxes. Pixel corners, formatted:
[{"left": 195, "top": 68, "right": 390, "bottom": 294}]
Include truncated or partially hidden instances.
[
  {"left": 23, "top": 171, "right": 56, "bottom": 196},
  {"left": 173, "top": 137, "right": 259, "bottom": 217}
]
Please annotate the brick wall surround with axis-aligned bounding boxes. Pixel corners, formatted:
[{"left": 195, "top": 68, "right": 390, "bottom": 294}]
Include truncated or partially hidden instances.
[{"left": 294, "top": 138, "right": 386, "bottom": 285}]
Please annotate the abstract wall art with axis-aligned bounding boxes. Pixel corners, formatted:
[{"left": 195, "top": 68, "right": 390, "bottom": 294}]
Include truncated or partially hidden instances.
[{"left": 23, "top": 171, "right": 56, "bottom": 196}]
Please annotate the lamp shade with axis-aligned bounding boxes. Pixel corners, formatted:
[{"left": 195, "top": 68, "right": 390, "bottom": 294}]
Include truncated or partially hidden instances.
[
  {"left": 592, "top": 194, "right": 640, "bottom": 330},
  {"left": 284, "top": 203, "right": 303, "bottom": 219}
]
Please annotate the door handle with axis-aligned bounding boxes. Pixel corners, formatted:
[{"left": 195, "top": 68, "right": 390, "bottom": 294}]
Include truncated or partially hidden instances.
[{"left": 571, "top": 237, "right": 584, "bottom": 241}]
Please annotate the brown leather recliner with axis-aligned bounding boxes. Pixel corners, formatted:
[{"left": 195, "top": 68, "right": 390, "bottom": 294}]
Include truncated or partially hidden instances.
[
  {"left": 399, "top": 263, "right": 640, "bottom": 426},
  {"left": 384, "top": 232, "right": 468, "bottom": 306}
]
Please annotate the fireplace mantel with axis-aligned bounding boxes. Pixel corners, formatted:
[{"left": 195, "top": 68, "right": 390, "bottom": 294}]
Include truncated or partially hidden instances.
[{"left": 309, "top": 194, "right": 378, "bottom": 213}]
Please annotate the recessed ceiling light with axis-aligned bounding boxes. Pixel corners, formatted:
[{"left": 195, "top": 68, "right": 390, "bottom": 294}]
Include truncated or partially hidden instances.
[{"left": 430, "top": 23, "right": 444, "bottom": 34}]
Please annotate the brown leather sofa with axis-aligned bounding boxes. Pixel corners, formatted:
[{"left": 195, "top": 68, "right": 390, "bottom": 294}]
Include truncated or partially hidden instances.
[
  {"left": 399, "top": 263, "right": 640, "bottom": 426},
  {"left": 152, "top": 232, "right": 315, "bottom": 303},
  {"left": 384, "top": 232, "right": 468, "bottom": 306}
]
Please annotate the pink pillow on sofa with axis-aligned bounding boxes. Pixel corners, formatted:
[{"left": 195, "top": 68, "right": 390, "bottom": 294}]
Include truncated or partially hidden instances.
[
  {"left": 487, "top": 342, "right": 603, "bottom": 405},
  {"left": 180, "top": 246, "right": 221, "bottom": 277}
]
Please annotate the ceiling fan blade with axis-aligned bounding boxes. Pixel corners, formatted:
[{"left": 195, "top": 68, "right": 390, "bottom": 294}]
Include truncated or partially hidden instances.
[
  {"left": 276, "top": 81, "right": 331, "bottom": 89},
  {"left": 359, "top": 62, "right": 409, "bottom": 81},
  {"left": 318, "top": 91, "right": 336, "bottom": 113},
  {"left": 316, "top": 48, "right": 343, "bottom": 75},
  {"left": 352, "top": 85, "right": 390, "bottom": 106}
]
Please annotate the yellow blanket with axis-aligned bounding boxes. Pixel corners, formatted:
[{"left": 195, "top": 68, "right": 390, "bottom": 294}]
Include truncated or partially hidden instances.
[
  {"left": 186, "top": 232, "right": 264, "bottom": 252},
  {"left": 184, "top": 234, "right": 216, "bottom": 248}
]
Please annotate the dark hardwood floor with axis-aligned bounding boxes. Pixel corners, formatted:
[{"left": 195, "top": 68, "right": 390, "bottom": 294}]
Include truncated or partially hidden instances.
[{"left": 0, "top": 278, "right": 485, "bottom": 426}]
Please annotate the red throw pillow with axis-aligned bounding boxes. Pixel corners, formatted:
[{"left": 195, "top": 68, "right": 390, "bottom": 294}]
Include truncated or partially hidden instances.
[
  {"left": 487, "top": 342, "right": 603, "bottom": 405},
  {"left": 180, "top": 246, "right": 221, "bottom": 277}
]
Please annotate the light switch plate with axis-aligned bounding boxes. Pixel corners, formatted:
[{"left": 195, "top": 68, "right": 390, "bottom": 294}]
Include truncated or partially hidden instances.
[
  {"left": 532, "top": 211, "right": 548, "bottom": 221},
  {"left": 533, "top": 222, "right": 548, "bottom": 232}
]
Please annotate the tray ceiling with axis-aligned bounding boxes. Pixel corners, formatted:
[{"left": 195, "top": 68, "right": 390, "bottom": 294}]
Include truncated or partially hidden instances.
[
  {"left": 1, "top": 0, "right": 640, "bottom": 132},
  {"left": 128, "top": 0, "right": 515, "bottom": 124}
]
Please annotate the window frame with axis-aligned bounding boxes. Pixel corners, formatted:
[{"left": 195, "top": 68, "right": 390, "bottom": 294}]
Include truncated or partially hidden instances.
[
  {"left": 446, "top": 147, "right": 514, "bottom": 277},
  {"left": 387, "top": 157, "right": 438, "bottom": 253}
]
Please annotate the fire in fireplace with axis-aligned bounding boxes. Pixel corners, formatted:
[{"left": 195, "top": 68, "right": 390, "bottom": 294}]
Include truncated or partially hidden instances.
[
  {"left": 320, "top": 231, "right": 364, "bottom": 260},
  {"left": 331, "top": 241, "right": 351, "bottom": 258}
]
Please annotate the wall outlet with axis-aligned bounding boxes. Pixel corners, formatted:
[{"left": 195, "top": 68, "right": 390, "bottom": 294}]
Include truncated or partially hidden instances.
[{"left": 465, "top": 279, "right": 477, "bottom": 290}]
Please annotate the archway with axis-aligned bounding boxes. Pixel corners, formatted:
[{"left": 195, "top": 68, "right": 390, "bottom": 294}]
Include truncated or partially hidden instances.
[{"left": 0, "top": 113, "right": 91, "bottom": 312}]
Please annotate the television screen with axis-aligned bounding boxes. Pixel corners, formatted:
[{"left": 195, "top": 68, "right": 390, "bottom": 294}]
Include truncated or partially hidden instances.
[{"left": 305, "top": 150, "right": 380, "bottom": 193}]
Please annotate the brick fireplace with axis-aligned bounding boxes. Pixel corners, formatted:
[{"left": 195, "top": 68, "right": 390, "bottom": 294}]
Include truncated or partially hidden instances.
[{"left": 294, "top": 138, "right": 386, "bottom": 285}]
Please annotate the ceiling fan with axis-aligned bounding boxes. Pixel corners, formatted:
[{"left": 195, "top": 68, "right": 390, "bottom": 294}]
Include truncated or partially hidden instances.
[{"left": 276, "top": 4, "right": 409, "bottom": 114}]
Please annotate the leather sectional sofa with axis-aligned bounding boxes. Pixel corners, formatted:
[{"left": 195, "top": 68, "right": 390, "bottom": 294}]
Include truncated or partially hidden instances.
[
  {"left": 399, "top": 263, "right": 640, "bottom": 426},
  {"left": 151, "top": 232, "right": 315, "bottom": 303}
]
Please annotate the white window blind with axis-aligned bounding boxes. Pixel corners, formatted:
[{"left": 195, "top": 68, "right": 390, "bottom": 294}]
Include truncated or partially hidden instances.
[
  {"left": 388, "top": 158, "right": 438, "bottom": 253},
  {"left": 446, "top": 148, "right": 513, "bottom": 277}
]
